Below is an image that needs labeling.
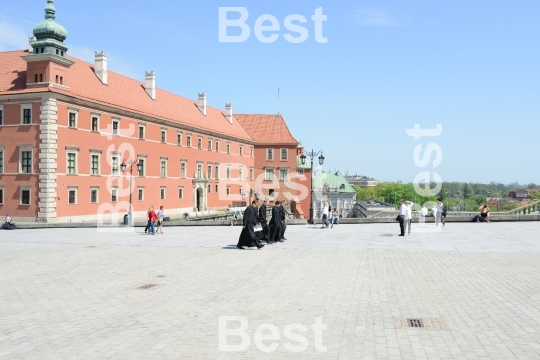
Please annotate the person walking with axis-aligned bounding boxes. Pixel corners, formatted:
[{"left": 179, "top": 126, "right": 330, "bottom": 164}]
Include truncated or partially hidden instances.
[
  {"left": 279, "top": 202, "right": 288, "bottom": 240},
  {"left": 404, "top": 201, "right": 413, "bottom": 235},
  {"left": 156, "top": 206, "right": 165, "bottom": 234},
  {"left": 321, "top": 201, "right": 330, "bottom": 228},
  {"left": 144, "top": 208, "right": 151, "bottom": 233},
  {"left": 258, "top": 200, "right": 269, "bottom": 242},
  {"left": 436, "top": 199, "right": 445, "bottom": 227},
  {"left": 236, "top": 200, "right": 265, "bottom": 249},
  {"left": 269, "top": 201, "right": 282, "bottom": 243},
  {"left": 147, "top": 206, "right": 157, "bottom": 235},
  {"left": 397, "top": 199, "right": 407, "bottom": 236}
]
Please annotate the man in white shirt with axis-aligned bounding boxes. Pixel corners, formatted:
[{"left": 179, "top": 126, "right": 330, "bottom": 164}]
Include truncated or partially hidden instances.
[
  {"left": 420, "top": 206, "right": 428, "bottom": 217},
  {"left": 4, "top": 215, "right": 11, "bottom": 224}
]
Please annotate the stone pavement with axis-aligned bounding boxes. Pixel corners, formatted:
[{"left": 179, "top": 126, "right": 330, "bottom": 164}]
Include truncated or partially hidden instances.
[{"left": 0, "top": 222, "right": 539, "bottom": 359}]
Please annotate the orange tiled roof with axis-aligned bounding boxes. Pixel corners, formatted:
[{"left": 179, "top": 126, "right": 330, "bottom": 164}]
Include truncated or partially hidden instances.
[
  {"left": 234, "top": 114, "right": 298, "bottom": 145},
  {"left": 0, "top": 50, "right": 253, "bottom": 142}
]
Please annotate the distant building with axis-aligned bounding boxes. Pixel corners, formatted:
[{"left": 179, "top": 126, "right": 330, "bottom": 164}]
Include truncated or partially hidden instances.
[
  {"left": 312, "top": 171, "right": 356, "bottom": 218},
  {"left": 509, "top": 189, "right": 539, "bottom": 199},
  {"left": 344, "top": 174, "right": 379, "bottom": 187}
]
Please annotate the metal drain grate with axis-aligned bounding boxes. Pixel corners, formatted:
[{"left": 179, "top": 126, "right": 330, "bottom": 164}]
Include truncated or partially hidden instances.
[
  {"left": 407, "top": 318, "right": 424, "bottom": 328},
  {"left": 138, "top": 284, "right": 158, "bottom": 290}
]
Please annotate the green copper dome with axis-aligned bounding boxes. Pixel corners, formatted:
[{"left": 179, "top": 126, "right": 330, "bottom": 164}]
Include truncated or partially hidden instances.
[{"left": 32, "top": 0, "right": 67, "bottom": 42}]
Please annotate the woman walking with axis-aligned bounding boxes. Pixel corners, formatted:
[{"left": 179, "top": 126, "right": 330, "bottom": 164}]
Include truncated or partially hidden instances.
[
  {"left": 156, "top": 206, "right": 165, "bottom": 234},
  {"left": 321, "top": 200, "right": 330, "bottom": 228},
  {"left": 147, "top": 205, "right": 157, "bottom": 235}
]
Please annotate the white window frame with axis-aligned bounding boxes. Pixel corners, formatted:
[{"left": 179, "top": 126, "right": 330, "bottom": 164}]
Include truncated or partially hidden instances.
[
  {"left": 207, "top": 164, "right": 212, "bottom": 179},
  {"left": 137, "top": 187, "right": 144, "bottom": 201},
  {"left": 279, "top": 168, "right": 288, "bottom": 181},
  {"left": 160, "top": 158, "right": 168, "bottom": 178},
  {"left": 0, "top": 105, "right": 4, "bottom": 126},
  {"left": 208, "top": 139, "right": 212, "bottom": 151},
  {"left": 111, "top": 187, "right": 119, "bottom": 203},
  {"left": 239, "top": 146, "right": 243, "bottom": 156},
  {"left": 91, "top": 114, "right": 100, "bottom": 132},
  {"left": 90, "top": 150, "right": 101, "bottom": 176},
  {"left": 137, "top": 156, "right": 146, "bottom": 177},
  {"left": 138, "top": 124, "right": 145, "bottom": 140},
  {"left": 226, "top": 186, "right": 231, "bottom": 197},
  {"left": 178, "top": 186, "right": 184, "bottom": 199},
  {"left": 198, "top": 137, "right": 203, "bottom": 150},
  {"left": 161, "top": 128, "right": 167, "bottom": 143},
  {"left": 215, "top": 184, "right": 219, "bottom": 193},
  {"left": 21, "top": 104, "right": 32, "bottom": 125},
  {"left": 177, "top": 132, "right": 182, "bottom": 146},
  {"left": 90, "top": 187, "right": 99, "bottom": 204},
  {"left": 160, "top": 186, "right": 166, "bottom": 200},
  {"left": 297, "top": 169, "right": 304, "bottom": 176},
  {"left": 111, "top": 155, "right": 119, "bottom": 176},
  {"left": 265, "top": 168, "right": 274, "bottom": 181},
  {"left": 208, "top": 184, "right": 211, "bottom": 194},
  {"left": 0, "top": 185, "right": 4, "bottom": 204},
  {"left": 20, "top": 186, "right": 31, "bottom": 205},
  {"left": 250, "top": 147, "right": 254, "bottom": 158},
  {"left": 239, "top": 166, "right": 243, "bottom": 180},
  {"left": 266, "top": 148, "right": 274, "bottom": 160},
  {"left": 68, "top": 187, "right": 78, "bottom": 205},
  {"left": 226, "top": 143, "right": 231, "bottom": 154},
  {"left": 181, "top": 161, "right": 187, "bottom": 179},
  {"left": 187, "top": 135, "right": 192, "bottom": 148},
  {"left": 280, "top": 148, "right": 288, "bottom": 160},
  {"left": 0, "top": 146, "right": 4, "bottom": 174},
  {"left": 250, "top": 167, "right": 254, "bottom": 181},
  {"left": 19, "top": 145, "right": 34, "bottom": 174},
  {"left": 68, "top": 109, "right": 78, "bottom": 129},
  {"left": 226, "top": 166, "right": 231, "bottom": 180},
  {"left": 215, "top": 141, "right": 220, "bottom": 152},
  {"left": 66, "top": 147, "right": 79, "bottom": 175},
  {"left": 112, "top": 119, "right": 120, "bottom": 135},
  {"left": 215, "top": 164, "right": 220, "bottom": 180},
  {"left": 197, "top": 163, "right": 202, "bottom": 178}
]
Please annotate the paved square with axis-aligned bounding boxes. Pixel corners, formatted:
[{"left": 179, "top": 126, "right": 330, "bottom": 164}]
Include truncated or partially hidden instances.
[{"left": 1, "top": 222, "right": 539, "bottom": 359}]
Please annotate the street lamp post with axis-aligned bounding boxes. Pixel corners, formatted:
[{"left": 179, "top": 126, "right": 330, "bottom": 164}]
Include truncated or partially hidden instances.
[
  {"left": 121, "top": 159, "right": 142, "bottom": 226},
  {"left": 300, "top": 149, "right": 325, "bottom": 224}
]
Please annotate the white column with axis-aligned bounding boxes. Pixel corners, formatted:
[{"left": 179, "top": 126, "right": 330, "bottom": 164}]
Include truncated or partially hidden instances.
[{"left": 38, "top": 97, "right": 58, "bottom": 221}]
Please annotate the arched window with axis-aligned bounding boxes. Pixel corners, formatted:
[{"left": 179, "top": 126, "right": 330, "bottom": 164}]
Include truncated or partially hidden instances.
[{"left": 340, "top": 184, "right": 345, "bottom": 190}]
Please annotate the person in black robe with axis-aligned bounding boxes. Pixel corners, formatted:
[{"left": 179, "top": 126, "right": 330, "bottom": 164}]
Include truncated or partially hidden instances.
[
  {"left": 258, "top": 200, "right": 269, "bottom": 242},
  {"left": 237, "top": 200, "right": 265, "bottom": 249},
  {"left": 269, "top": 201, "right": 283, "bottom": 243},
  {"left": 279, "top": 203, "right": 288, "bottom": 240}
]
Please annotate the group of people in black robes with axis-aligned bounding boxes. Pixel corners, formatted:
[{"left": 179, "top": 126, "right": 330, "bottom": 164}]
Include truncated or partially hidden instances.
[{"left": 236, "top": 199, "right": 288, "bottom": 250}]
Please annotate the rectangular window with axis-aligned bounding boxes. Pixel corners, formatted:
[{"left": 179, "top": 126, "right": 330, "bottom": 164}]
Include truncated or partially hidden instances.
[
  {"left": 160, "top": 160, "right": 167, "bottom": 178},
  {"left": 215, "top": 165, "right": 219, "bottom": 179},
  {"left": 112, "top": 120, "right": 119, "bottom": 135},
  {"left": 181, "top": 162, "right": 186, "bottom": 178},
  {"left": 139, "top": 126, "right": 145, "bottom": 139},
  {"left": 91, "top": 117, "right": 99, "bottom": 132},
  {"left": 91, "top": 189, "right": 98, "bottom": 203},
  {"left": 23, "top": 108, "right": 31, "bottom": 124},
  {"left": 239, "top": 167, "right": 243, "bottom": 180},
  {"left": 297, "top": 169, "right": 304, "bottom": 176},
  {"left": 227, "top": 143, "right": 230, "bottom": 154},
  {"left": 0, "top": 149, "right": 3, "bottom": 174},
  {"left": 161, "top": 130, "right": 166, "bottom": 143},
  {"left": 177, "top": 133, "right": 182, "bottom": 146},
  {"left": 198, "top": 138, "right": 202, "bottom": 150},
  {"left": 68, "top": 190, "right": 76, "bottom": 205},
  {"left": 281, "top": 148, "right": 288, "bottom": 160},
  {"left": 0, "top": 108, "right": 3, "bottom": 125},
  {"left": 91, "top": 155, "right": 99, "bottom": 175},
  {"left": 187, "top": 136, "right": 191, "bottom": 147},
  {"left": 0, "top": 188, "right": 3, "bottom": 204},
  {"left": 111, "top": 156, "right": 119, "bottom": 175},
  {"left": 239, "top": 186, "right": 243, "bottom": 195},
  {"left": 178, "top": 187, "right": 184, "bottom": 199},
  {"left": 250, "top": 148, "right": 253, "bottom": 158},
  {"left": 208, "top": 184, "right": 211, "bottom": 193},
  {"left": 138, "top": 188, "right": 144, "bottom": 201},
  {"left": 111, "top": 188, "right": 118, "bottom": 202},
  {"left": 21, "top": 189, "right": 30, "bottom": 205},
  {"left": 207, "top": 165, "right": 212, "bottom": 179},
  {"left": 226, "top": 186, "right": 230, "bottom": 197},
  {"left": 215, "top": 184, "right": 218, "bottom": 193},
  {"left": 269, "top": 189, "right": 275, "bottom": 198},
  {"left": 267, "top": 148, "right": 274, "bottom": 160},
  {"left": 280, "top": 169, "right": 288, "bottom": 181},
  {"left": 22, "top": 151, "right": 32, "bottom": 173},
  {"left": 68, "top": 112, "right": 77, "bottom": 128},
  {"left": 250, "top": 168, "right": 254, "bottom": 181},
  {"left": 67, "top": 153, "right": 76, "bottom": 174},
  {"left": 138, "top": 159, "right": 144, "bottom": 176},
  {"left": 226, "top": 167, "right": 231, "bottom": 180},
  {"left": 239, "top": 146, "right": 243, "bottom": 156},
  {"left": 197, "top": 164, "right": 202, "bottom": 179},
  {"left": 160, "top": 187, "right": 166, "bottom": 200},
  {"left": 265, "top": 168, "right": 274, "bottom": 181},
  {"left": 208, "top": 140, "right": 212, "bottom": 151},
  {"left": 216, "top": 141, "right": 220, "bottom": 152}
]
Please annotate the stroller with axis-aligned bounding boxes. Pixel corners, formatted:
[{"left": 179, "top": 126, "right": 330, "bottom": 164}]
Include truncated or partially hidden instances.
[{"left": 1, "top": 222, "right": 17, "bottom": 230}]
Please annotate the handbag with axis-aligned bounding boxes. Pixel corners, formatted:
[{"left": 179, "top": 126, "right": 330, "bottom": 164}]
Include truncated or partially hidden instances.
[
  {"left": 254, "top": 224, "right": 263, "bottom": 232},
  {"left": 396, "top": 215, "right": 404, "bottom": 222}
]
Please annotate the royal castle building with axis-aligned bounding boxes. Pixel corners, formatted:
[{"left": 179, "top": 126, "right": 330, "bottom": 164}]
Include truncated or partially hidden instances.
[{"left": 0, "top": 0, "right": 311, "bottom": 223}]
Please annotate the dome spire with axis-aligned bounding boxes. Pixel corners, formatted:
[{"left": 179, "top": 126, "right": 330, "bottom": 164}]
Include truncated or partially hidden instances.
[{"left": 44, "top": 0, "right": 56, "bottom": 20}]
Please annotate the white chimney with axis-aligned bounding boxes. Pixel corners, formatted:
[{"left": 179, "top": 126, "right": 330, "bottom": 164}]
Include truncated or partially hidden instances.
[
  {"left": 145, "top": 71, "right": 156, "bottom": 100},
  {"left": 198, "top": 93, "right": 207, "bottom": 116},
  {"left": 95, "top": 51, "right": 108, "bottom": 85},
  {"left": 28, "top": 36, "right": 36, "bottom": 52},
  {"left": 225, "top": 103, "right": 233, "bottom": 123}
]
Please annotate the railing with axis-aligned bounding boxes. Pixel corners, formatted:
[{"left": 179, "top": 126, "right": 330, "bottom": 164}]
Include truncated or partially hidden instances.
[{"left": 505, "top": 201, "right": 539, "bottom": 215}]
